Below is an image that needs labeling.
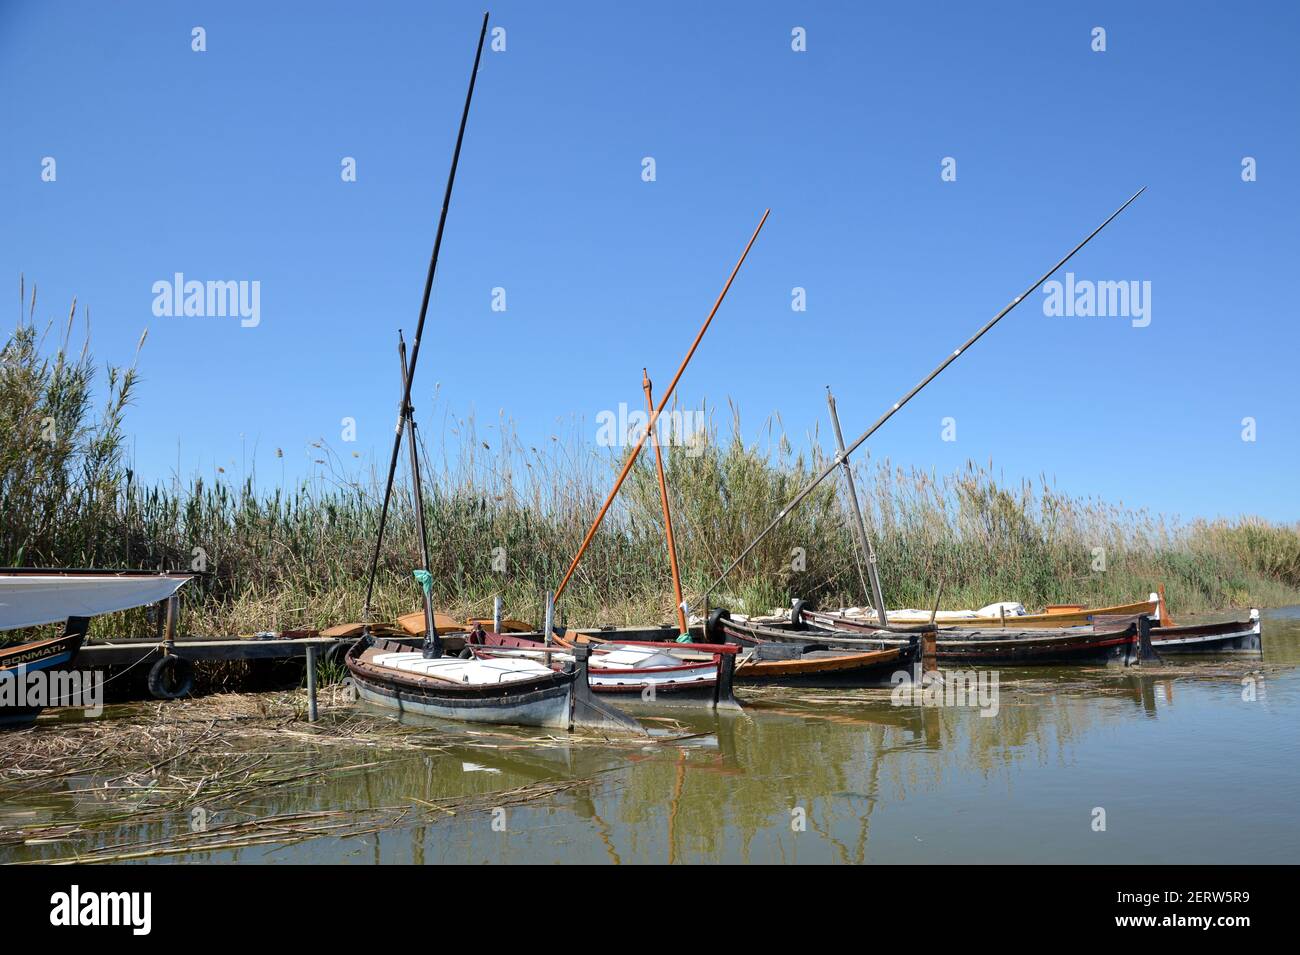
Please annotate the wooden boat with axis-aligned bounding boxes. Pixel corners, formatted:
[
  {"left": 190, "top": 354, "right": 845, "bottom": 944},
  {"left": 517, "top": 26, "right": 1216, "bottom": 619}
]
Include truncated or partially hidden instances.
[
  {"left": 472, "top": 621, "right": 917, "bottom": 692},
  {"left": 0, "top": 620, "right": 89, "bottom": 727},
  {"left": 0, "top": 568, "right": 193, "bottom": 727},
  {"left": 708, "top": 613, "right": 924, "bottom": 686},
  {"left": 805, "top": 596, "right": 1261, "bottom": 659},
  {"left": 830, "top": 595, "right": 1160, "bottom": 630},
  {"left": 1150, "top": 610, "right": 1261, "bottom": 654},
  {"left": 731, "top": 608, "right": 1144, "bottom": 667},
  {"left": 345, "top": 633, "right": 646, "bottom": 732},
  {"left": 735, "top": 643, "right": 919, "bottom": 687}
]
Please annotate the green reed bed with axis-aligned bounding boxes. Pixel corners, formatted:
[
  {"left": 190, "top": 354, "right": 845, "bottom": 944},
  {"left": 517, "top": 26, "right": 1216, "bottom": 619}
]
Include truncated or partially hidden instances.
[{"left": 3, "top": 287, "right": 1298, "bottom": 642}]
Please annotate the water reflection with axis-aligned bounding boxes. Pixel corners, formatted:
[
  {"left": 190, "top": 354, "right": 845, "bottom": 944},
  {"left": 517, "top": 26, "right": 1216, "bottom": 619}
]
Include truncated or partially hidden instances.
[{"left": 2, "top": 608, "right": 1297, "bottom": 864}]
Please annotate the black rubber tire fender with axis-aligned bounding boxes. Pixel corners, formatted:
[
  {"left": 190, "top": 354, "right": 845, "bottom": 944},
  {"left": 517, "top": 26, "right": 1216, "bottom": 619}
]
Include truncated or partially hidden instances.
[
  {"left": 147, "top": 655, "right": 195, "bottom": 700},
  {"left": 790, "top": 598, "right": 810, "bottom": 630},
  {"left": 324, "top": 642, "right": 348, "bottom": 668}
]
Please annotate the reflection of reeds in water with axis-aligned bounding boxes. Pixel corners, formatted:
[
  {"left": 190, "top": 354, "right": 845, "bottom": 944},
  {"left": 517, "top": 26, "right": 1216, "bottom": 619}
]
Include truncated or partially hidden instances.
[{"left": 5, "top": 291, "right": 1299, "bottom": 643}]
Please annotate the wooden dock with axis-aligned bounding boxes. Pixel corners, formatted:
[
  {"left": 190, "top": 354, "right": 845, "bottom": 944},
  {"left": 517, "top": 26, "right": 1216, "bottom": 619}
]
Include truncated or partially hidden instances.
[{"left": 79, "top": 635, "right": 351, "bottom": 668}]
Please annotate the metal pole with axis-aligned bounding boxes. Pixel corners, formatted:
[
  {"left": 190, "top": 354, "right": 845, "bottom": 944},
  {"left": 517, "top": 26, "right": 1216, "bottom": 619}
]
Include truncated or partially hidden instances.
[
  {"left": 553, "top": 209, "right": 770, "bottom": 602},
  {"left": 543, "top": 591, "right": 555, "bottom": 647},
  {"left": 363, "top": 13, "right": 490, "bottom": 618},
  {"left": 705, "top": 187, "right": 1145, "bottom": 598},
  {"left": 306, "top": 645, "right": 318, "bottom": 722},
  {"left": 493, "top": 594, "right": 503, "bottom": 634},
  {"left": 163, "top": 594, "right": 179, "bottom": 654},
  {"left": 399, "top": 333, "right": 441, "bottom": 659},
  {"left": 827, "top": 387, "right": 888, "bottom": 625},
  {"left": 644, "top": 370, "right": 689, "bottom": 636}
]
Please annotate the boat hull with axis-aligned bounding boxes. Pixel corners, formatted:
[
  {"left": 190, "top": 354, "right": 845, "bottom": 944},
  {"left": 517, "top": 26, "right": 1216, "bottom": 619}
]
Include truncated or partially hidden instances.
[
  {"left": 736, "top": 647, "right": 916, "bottom": 688},
  {"left": 755, "top": 611, "right": 1142, "bottom": 667},
  {"left": 351, "top": 669, "right": 574, "bottom": 727},
  {"left": 1152, "top": 613, "right": 1262, "bottom": 654},
  {"left": 347, "top": 637, "right": 576, "bottom": 728},
  {"left": 0, "top": 623, "right": 88, "bottom": 729},
  {"left": 927, "top": 627, "right": 1138, "bottom": 665},
  {"left": 715, "top": 617, "right": 922, "bottom": 687},
  {"left": 588, "top": 668, "right": 719, "bottom": 704}
]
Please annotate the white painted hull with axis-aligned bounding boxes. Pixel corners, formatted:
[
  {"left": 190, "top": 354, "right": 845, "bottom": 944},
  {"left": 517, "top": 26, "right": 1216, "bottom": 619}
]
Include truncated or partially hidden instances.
[
  {"left": 352, "top": 674, "right": 574, "bottom": 728},
  {"left": 586, "top": 662, "right": 717, "bottom": 690}
]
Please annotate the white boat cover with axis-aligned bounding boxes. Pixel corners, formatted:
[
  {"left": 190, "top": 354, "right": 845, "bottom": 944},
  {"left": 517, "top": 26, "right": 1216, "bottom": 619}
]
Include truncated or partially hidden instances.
[
  {"left": 0, "top": 573, "right": 191, "bottom": 632},
  {"left": 372, "top": 651, "right": 554, "bottom": 686},
  {"left": 591, "top": 646, "right": 684, "bottom": 669},
  {"left": 826, "top": 601, "right": 1027, "bottom": 623},
  {"left": 469, "top": 644, "right": 690, "bottom": 672}
]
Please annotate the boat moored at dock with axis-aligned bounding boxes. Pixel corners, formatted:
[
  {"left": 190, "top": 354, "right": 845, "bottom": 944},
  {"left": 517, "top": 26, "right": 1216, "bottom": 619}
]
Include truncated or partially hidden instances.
[{"left": 346, "top": 634, "right": 646, "bottom": 733}]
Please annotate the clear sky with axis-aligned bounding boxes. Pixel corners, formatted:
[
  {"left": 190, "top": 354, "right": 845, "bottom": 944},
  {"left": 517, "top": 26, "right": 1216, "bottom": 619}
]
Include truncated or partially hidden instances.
[{"left": 3, "top": 1, "right": 1296, "bottom": 522}]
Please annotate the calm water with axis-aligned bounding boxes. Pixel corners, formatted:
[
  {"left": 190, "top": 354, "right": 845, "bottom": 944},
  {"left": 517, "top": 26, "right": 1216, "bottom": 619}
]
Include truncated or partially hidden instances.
[{"left": 4, "top": 607, "right": 1299, "bottom": 864}]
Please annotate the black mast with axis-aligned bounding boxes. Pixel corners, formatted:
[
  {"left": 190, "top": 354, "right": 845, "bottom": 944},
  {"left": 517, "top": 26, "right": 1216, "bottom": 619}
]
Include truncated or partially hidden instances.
[
  {"left": 398, "top": 332, "right": 441, "bottom": 657},
  {"left": 364, "top": 12, "right": 490, "bottom": 620}
]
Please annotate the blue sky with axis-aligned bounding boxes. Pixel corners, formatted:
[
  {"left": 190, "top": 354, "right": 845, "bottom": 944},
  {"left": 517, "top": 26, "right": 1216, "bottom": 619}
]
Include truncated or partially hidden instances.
[{"left": 3, "top": 1, "right": 1297, "bottom": 522}]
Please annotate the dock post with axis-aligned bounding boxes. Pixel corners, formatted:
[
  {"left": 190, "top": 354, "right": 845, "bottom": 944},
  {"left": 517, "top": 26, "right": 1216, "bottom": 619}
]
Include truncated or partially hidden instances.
[
  {"left": 163, "top": 594, "right": 179, "bottom": 654},
  {"left": 543, "top": 590, "right": 555, "bottom": 646},
  {"left": 921, "top": 627, "right": 938, "bottom": 675},
  {"left": 306, "top": 645, "right": 319, "bottom": 722},
  {"left": 493, "top": 595, "right": 503, "bottom": 634}
]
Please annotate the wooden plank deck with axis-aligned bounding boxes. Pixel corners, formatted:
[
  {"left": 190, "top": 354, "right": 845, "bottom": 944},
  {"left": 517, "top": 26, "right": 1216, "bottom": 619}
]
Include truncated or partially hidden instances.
[{"left": 78, "top": 636, "right": 351, "bottom": 667}]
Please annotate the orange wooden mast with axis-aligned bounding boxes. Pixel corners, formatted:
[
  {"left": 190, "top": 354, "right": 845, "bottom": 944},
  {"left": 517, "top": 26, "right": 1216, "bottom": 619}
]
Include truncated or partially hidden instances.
[
  {"left": 552, "top": 209, "right": 770, "bottom": 603},
  {"left": 643, "top": 369, "right": 688, "bottom": 636}
]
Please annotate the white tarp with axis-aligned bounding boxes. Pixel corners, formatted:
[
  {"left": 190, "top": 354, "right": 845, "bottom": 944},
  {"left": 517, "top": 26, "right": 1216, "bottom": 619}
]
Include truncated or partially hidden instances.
[
  {"left": 0, "top": 574, "right": 191, "bottom": 632},
  {"left": 837, "top": 601, "right": 1028, "bottom": 623}
]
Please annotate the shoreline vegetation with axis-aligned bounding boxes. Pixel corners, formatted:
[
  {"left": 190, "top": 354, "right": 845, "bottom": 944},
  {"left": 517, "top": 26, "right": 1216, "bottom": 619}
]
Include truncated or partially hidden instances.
[{"left": 5, "top": 293, "right": 1300, "bottom": 642}]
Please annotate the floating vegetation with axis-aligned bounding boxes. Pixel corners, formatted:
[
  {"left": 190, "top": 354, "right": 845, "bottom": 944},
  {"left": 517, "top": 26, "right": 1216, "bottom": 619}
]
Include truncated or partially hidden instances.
[{"left": 0, "top": 689, "right": 699, "bottom": 864}]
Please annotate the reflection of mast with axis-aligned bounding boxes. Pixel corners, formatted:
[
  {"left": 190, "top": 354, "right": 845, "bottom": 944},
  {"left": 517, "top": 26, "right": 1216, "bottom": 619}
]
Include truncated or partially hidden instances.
[
  {"left": 804, "top": 807, "right": 853, "bottom": 864},
  {"left": 667, "top": 751, "right": 687, "bottom": 864},
  {"left": 570, "top": 791, "right": 622, "bottom": 865},
  {"left": 854, "top": 723, "right": 888, "bottom": 864},
  {"left": 413, "top": 824, "right": 426, "bottom": 866}
]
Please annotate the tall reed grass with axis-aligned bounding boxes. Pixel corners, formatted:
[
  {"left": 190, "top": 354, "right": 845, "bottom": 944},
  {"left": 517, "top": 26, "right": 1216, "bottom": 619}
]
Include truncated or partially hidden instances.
[{"left": 4, "top": 289, "right": 1298, "bottom": 640}]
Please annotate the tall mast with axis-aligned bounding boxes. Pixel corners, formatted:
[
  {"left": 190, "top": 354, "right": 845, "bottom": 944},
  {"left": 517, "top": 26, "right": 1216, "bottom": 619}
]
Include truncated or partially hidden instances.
[
  {"left": 364, "top": 13, "right": 490, "bottom": 618},
  {"left": 398, "top": 333, "right": 441, "bottom": 656},
  {"left": 705, "top": 188, "right": 1146, "bottom": 599},
  {"left": 827, "top": 387, "right": 888, "bottom": 624},
  {"left": 552, "top": 210, "right": 770, "bottom": 603},
  {"left": 643, "top": 369, "right": 688, "bottom": 636}
]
